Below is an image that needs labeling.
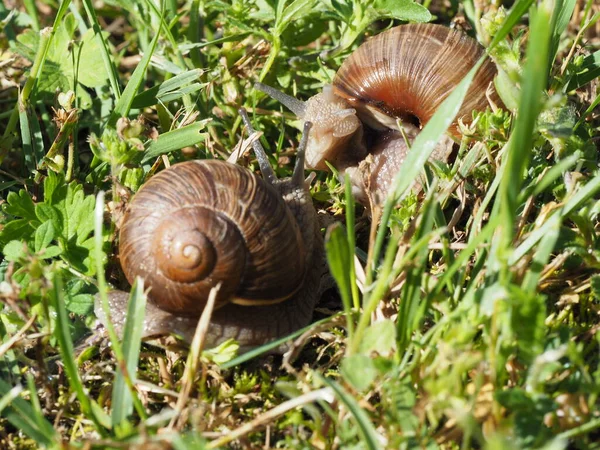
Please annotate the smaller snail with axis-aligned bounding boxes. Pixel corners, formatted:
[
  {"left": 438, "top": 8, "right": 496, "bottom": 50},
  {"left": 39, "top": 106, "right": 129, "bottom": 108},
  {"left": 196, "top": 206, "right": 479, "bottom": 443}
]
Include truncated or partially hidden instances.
[
  {"left": 95, "top": 110, "right": 326, "bottom": 352},
  {"left": 257, "top": 23, "right": 501, "bottom": 205}
]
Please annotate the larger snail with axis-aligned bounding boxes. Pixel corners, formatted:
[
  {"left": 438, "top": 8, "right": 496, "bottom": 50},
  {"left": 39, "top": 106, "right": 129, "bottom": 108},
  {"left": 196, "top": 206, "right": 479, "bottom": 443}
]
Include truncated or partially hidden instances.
[
  {"left": 257, "top": 23, "right": 501, "bottom": 205},
  {"left": 94, "top": 111, "right": 325, "bottom": 352}
]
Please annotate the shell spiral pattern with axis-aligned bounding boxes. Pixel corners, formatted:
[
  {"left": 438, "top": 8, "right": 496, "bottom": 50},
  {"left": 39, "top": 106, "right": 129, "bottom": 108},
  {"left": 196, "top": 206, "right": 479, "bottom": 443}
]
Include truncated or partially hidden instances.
[
  {"left": 333, "top": 23, "right": 500, "bottom": 135},
  {"left": 119, "top": 160, "right": 307, "bottom": 316}
]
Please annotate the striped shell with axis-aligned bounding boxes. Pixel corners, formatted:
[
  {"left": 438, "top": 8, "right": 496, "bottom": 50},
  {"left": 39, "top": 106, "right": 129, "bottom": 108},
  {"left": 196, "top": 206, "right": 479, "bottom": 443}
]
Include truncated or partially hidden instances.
[
  {"left": 119, "top": 160, "right": 306, "bottom": 315},
  {"left": 333, "top": 23, "right": 500, "bottom": 135}
]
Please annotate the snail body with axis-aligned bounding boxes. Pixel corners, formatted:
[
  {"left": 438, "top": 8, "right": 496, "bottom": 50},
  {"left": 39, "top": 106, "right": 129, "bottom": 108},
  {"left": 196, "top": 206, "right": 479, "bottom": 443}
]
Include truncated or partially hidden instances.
[
  {"left": 95, "top": 116, "right": 325, "bottom": 352},
  {"left": 257, "top": 23, "right": 501, "bottom": 205}
]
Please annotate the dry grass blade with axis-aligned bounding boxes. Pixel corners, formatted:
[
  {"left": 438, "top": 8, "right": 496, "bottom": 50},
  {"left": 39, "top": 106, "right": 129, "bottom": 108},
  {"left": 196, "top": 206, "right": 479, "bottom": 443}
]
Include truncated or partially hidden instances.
[{"left": 168, "top": 282, "right": 220, "bottom": 430}]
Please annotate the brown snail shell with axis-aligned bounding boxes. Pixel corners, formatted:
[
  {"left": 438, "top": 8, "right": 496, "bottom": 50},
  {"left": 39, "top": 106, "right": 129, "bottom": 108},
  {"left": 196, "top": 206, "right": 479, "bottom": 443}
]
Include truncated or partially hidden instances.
[
  {"left": 95, "top": 117, "right": 325, "bottom": 352},
  {"left": 256, "top": 23, "right": 502, "bottom": 205},
  {"left": 119, "top": 160, "right": 307, "bottom": 316},
  {"left": 332, "top": 23, "right": 499, "bottom": 137}
]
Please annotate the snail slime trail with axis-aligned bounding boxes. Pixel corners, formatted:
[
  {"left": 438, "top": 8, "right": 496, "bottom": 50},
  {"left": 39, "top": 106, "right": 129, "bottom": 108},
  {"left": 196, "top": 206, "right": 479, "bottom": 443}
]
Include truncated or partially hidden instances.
[
  {"left": 95, "top": 111, "right": 327, "bottom": 353},
  {"left": 257, "top": 23, "right": 501, "bottom": 206}
]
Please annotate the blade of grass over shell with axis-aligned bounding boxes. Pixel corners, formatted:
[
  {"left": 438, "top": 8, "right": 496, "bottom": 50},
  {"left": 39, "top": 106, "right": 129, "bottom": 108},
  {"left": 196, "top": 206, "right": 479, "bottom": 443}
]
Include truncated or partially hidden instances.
[
  {"left": 81, "top": 0, "right": 121, "bottom": 101},
  {"left": 0, "top": 379, "right": 57, "bottom": 446},
  {"left": 111, "top": 277, "right": 147, "bottom": 432},
  {"left": 107, "top": 6, "right": 163, "bottom": 127},
  {"left": 493, "top": 1, "right": 553, "bottom": 278},
  {"left": 367, "top": 56, "right": 485, "bottom": 288},
  {"left": 143, "top": 122, "right": 209, "bottom": 162},
  {"left": 52, "top": 272, "right": 109, "bottom": 434},
  {"left": 316, "top": 374, "right": 382, "bottom": 450},
  {"left": 345, "top": 174, "right": 361, "bottom": 310}
]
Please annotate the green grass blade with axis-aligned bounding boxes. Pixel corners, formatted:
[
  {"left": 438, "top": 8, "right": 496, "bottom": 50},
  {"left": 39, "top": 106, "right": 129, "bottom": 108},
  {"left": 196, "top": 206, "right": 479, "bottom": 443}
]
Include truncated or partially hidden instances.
[
  {"left": 107, "top": 7, "right": 163, "bottom": 126},
  {"left": 521, "top": 213, "right": 561, "bottom": 293},
  {"left": 510, "top": 173, "right": 600, "bottom": 265},
  {"left": 548, "top": 0, "right": 577, "bottom": 65},
  {"left": 345, "top": 175, "right": 360, "bottom": 310},
  {"left": 396, "top": 201, "right": 437, "bottom": 348},
  {"left": 111, "top": 277, "right": 147, "bottom": 431},
  {"left": 494, "top": 1, "right": 553, "bottom": 270},
  {"left": 143, "top": 122, "right": 209, "bottom": 162},
  {"left": 316, "top": 374, "right": 382, "bottom": 450},
  {"left": 325, "top": 223, "right": 355, "bottom": 343},
  {"left": 52, "top": 272, "right": 109, "bottom": 434}
]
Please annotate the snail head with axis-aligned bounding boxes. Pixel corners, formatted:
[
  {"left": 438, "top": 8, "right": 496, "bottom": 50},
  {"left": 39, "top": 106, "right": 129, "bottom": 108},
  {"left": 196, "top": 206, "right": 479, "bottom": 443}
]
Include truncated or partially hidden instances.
[{"left": 254, "top": 82, "right": 362, "bottom": 171}]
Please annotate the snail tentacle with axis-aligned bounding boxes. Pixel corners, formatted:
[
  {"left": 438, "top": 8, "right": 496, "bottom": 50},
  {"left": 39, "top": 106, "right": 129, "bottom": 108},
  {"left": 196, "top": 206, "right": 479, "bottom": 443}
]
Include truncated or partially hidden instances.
[{"left": 255, "top": 82, "right": 307, "bottom": 117}]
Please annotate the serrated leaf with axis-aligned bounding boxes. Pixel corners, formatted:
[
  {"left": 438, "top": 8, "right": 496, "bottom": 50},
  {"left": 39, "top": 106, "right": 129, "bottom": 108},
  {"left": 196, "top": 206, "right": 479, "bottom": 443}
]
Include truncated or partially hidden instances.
[
  {"left": 3, "top": 241, "right": 28, "bottom": 262},
  {"left": 34, "top": 221, "right": 55, "bottom": 253},
  {"left": 35, "top": 203, "right": 62, "bottom": 234},
  {"left": 4, "top": 191, "right": 37, "bottom": 221}
]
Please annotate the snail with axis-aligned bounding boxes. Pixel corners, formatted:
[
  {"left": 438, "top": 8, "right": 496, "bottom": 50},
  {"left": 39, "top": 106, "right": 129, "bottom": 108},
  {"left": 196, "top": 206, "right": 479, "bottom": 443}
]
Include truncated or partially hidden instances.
[
  {"left": 256, "top": 23, "right": 501, "bottom": 205},
  {"left": 94, "top": 110, "right": 326, "bottom": 352}
]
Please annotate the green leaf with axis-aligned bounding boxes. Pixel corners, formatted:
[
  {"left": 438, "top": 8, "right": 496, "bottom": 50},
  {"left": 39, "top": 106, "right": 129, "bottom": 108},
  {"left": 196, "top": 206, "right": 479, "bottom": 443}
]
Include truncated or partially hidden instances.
[
  {"left": 341, "top": 354, "right": 378, "bottom": 391},
  {"left": 76, "top": 28, "right": 110, "bottom": 88},
  {"left": 359, "top": 320, "right": 396, "bottom": 355},
  {"left": 143, "top": 122, "right": 209, "bottom": 162},
  {"left": 34, "top": 221, "right": 55, "bottom": 253},
  {"left": 566, "top": 50, "right": 600, "bottom": 92},
  {"left": 35, "top": 203, "right": 62, "bottom": 234},
  {"left": 0, "top": 219, "right": 34, "bottom": 246},
  {"left": 4, "top": 190, "right": 37, "bottom": 221},
  {"left": 3, "top": 241, "right": 28, "bottom": 262},
  {"left": 325, "top": 223, "right": 354, "bottom": 329},
  {"left": 372, "top": 0, "right": 432, "bottom": 22}
]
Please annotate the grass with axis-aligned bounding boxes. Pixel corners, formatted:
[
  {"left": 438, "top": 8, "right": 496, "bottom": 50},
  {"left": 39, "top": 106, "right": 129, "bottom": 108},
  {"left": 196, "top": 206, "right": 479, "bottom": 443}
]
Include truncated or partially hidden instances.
[{"left": 1, "top": 0, "right": 600, "bottom": 448}]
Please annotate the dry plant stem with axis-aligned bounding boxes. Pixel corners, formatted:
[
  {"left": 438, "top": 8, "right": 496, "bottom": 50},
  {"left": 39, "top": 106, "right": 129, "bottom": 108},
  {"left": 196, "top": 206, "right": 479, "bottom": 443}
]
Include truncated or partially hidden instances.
[
  {"left": 0, "top": 314, "right": 37, "bottom": 358},
  {"left": 206, "top": 388, "right": 334, "bottom": 448},
  {"left": 168, "top": 282, "right": 220, "bottom": 431}
]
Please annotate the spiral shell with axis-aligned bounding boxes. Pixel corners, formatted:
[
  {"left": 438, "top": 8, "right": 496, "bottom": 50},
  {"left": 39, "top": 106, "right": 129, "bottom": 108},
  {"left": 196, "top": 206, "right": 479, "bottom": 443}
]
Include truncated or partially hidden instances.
[
  {"left": 119, "top": 160, "right": 306, "bottom": 315},
  {"left": 333, "top": 23, "right": 500, "bottom": 135}
]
